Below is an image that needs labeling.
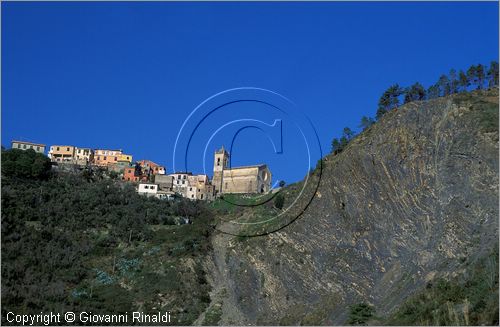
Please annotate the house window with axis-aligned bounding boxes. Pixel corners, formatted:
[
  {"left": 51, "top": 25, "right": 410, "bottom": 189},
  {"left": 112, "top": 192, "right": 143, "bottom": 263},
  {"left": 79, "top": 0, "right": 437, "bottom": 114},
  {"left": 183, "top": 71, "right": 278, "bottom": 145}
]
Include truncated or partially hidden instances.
[
  {"left": 183, "top": 175, "right": 186, "bottom": 179},
  {"left": 97, "top": 156, "right": 100, "bottom": 160},
  {"left": 114, "top": 157, "right": 117, "bottom": 161},
  {"left": 36, "top": 146, "right": 40, "bottom": 151},
  {"left": 182, "top": 181, "right": 185, "bottom": 184},
  {"left": 57, "top": 147, "right": 60, "bottom": 151},
  {"left": 217, "top": 158, "right": 220, "bottom": 165},
  {"left": 178, "top": 175, "right": 181, "bottom": 179},
  {"left": 23, "top": 144, "right": 26, "bottom": 149},
  {"left": 191, "top": 195, "right": 194, "bottom": 198},
  {"left": 201, "top": 194, "right": 204, "bottom": 199},
  {"left": 67, "top": 147, "right": 70, "bottom": 151},
  {"left": 104, "top": 156, "right": 107, "bottom": 160},
  {"left": 177, "top": 181, "right": 179, "bottom": 184},
  {"left": 30, "top": 145, "right": 33, "bottom": 149},
  {"left": 189, "top": 187, "right": 192, "bottom": 191},
  {"left": 225, "top": 183, "right": 228, "bottom": 189}
]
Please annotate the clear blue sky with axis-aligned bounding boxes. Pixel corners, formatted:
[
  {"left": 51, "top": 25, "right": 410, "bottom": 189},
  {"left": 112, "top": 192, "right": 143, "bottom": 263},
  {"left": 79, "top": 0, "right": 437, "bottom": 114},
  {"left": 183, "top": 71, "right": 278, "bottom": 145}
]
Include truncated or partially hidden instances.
[{"left": 2, "top": 2, "right": 498, "bottom": 184}]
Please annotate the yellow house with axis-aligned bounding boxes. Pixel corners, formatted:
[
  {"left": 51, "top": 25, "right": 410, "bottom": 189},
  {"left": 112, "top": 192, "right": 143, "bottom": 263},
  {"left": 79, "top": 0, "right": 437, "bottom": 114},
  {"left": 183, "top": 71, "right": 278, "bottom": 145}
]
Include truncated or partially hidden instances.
[
  {"left": 49, "top": 145, "right": 75, "bottom": 163},
  {"left": 119, "top": 154, "right": 133, "bottom": 163}
]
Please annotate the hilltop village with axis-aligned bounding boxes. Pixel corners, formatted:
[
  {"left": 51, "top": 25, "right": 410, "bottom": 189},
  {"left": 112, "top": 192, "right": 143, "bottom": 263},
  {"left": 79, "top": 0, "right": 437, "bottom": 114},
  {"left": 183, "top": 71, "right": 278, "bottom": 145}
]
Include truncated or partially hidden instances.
[{"left": 10, "top": 140, "right": 272, "bottom": 201}]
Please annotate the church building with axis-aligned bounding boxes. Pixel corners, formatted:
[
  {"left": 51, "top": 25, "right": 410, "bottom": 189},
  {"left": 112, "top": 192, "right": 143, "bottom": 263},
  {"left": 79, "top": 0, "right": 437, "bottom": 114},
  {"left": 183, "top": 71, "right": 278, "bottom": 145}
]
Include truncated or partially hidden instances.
[{"left": 212, "top": 146, "right": 272, "bottom": 195}]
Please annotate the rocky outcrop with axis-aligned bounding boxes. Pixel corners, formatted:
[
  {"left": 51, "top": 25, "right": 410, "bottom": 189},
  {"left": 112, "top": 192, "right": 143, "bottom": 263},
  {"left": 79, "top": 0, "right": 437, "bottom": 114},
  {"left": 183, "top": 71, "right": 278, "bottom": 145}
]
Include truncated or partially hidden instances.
[{"left": 206, "top": 89, "right": 499, "bottom": 325}]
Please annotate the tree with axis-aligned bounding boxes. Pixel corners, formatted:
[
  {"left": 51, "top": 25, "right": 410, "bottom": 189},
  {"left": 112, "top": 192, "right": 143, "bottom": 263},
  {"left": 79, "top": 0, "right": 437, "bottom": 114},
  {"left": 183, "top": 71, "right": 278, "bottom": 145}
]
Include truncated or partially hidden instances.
[
  {"left": 332, "top": 138, "right": 342, "bottom": 154},
  {"left": 487, "top": 61, "right": 499, "bottom": 87},
  {"left": 274, "top": 193, "right": 285, "bottom": 210},
  {"left": 427, "top": 84, "right": 440, "bottom": 100},
  {"left": 404, "top": 82, "right": 426, "bottom": 103},
  {"left": 458, "top": 70, "right": 469, "bottom": 92},
  {"left": 343, "top": 127, "right": 355, "bottom": 140},
  {"left": 437, "top": 74, "right": 451, "bottom": 96},
  {"left": 331, "top": 127, "right": 355, "bottom": 154},
  {"left": 467, "top": 65, "right": 478, "bottom": 89},
  {"left": 476, "top": 64, "right": 485, "bottom": 89},
  {"left": 376, "top": 107, "right": 387, "bottom": 120},
  {"left": 359, "top": 116, "right": 375, "bottom": 131},
  {"left": 1, "top": 148, "right": 52, "bottom": 179},
  {"left": 278, "top": 180, "right": 286, "bottom": 188},
  {"left": 449, "top": 69, "right": 458, "bottom": 94},
  {"left": 377, "top": 84, "right": 403, "bottom": 119},
  {"left": 108, "top": 171, "right": 119, "bottom": 180},
  {"left": 348, "top": 303, "right": 375, "bottom": 325}
]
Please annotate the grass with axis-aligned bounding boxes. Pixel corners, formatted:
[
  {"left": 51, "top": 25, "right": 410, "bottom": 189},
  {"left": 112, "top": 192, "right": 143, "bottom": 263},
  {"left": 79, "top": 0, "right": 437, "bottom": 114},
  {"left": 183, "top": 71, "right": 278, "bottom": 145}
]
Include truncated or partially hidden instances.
[
  {"left": 382, "top": 246, "right": 499, "bottom": 326},
  {"left": 202, "top": 302, "right": 223, "bottom": 325},
  {"left": 71, "top": 214, "right": 214, "bottom": 325}
]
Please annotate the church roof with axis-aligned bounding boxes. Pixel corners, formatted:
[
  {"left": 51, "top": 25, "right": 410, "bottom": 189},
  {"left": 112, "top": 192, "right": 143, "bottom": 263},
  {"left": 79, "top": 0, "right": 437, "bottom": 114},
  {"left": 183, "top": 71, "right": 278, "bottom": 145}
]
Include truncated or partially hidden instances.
[
  {"left": 215, "top": 145, "right": 229, "bottom": 155},
  {"left": 226, "top": 164, "right": 267, "bottom": 170}
]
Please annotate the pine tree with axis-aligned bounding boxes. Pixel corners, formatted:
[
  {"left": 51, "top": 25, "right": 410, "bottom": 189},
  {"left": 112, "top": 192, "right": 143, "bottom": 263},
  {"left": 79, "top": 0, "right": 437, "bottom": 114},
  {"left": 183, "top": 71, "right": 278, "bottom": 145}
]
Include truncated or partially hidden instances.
[
  {"left": 449, "top": 69, "right": 458, "bottom": 94},
  {"left": 467, "top": 65, "right": 478, "bottom": 89},
  {"left": 487, "top": 61, "right": 499, "bottom": 87},
  {"left": 359, "top": 116, "right": 375, "bottom": 131},
  {"left": 331, "top": 138, "right": 341, "bottom": 153},
  {"left": 377, "top": 84, "right": 403, "bottom": 119},
  {"left": 437, "top": 75, "right": 451, "bottom": 96},
  {"left": 404, "top": 82, "right": 426, "bottom": 103},
  {"left": 476, "top": 64, "right": 485, "bottom": 89},
  {"left": 427, "top": 84, "right": 440, "bottom": 99},
  {"left": 343, "top": 127, "right": 355, "bottom": 140},
  {"left": 458, "top": 70, "right": 469, "bottom": 92}
]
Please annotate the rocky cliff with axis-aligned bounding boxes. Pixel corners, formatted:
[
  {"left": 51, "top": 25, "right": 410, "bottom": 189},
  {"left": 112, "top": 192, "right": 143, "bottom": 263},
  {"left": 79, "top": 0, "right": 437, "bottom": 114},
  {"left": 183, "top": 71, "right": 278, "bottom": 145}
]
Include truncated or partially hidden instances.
[{"left": 203, "top": 89, "right": 499, "bottom": 325}]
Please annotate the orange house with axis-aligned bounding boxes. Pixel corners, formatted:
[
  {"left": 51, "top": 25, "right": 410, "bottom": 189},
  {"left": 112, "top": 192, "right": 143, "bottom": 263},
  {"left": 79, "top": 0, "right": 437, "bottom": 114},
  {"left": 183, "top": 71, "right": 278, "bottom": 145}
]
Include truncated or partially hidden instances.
[
  {"left": 93, "top": 149, "right": 122, "bottom": 166},
  {"left": 123, "top": 166, "right": 148, "bottom": 183},
  {"left": 123, "top": 167, "right": 139, "bottom": 182},
  {"left": 137, "top": 160, "right": 166, "bottom": 175}
]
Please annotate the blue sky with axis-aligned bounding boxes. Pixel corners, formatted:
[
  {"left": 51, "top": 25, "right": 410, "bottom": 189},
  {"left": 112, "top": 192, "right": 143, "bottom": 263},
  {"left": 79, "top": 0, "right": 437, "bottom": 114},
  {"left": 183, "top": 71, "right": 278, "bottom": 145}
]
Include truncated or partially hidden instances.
[{"left": 2, "top": 2, "right": 498, "bottom": 184}]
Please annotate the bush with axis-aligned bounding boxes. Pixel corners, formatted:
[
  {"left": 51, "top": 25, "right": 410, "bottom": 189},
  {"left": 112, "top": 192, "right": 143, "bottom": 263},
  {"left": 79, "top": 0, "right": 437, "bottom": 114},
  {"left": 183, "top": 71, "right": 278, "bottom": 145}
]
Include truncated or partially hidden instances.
[
  {"left": 348, "top": 303, "right": 375, "bottom": 325},
  {"left": 274, "top": 193, "right": 285, "bottom": 210},
  {"left": 2, "top": 148, "right": 52, "bottom": 179}
]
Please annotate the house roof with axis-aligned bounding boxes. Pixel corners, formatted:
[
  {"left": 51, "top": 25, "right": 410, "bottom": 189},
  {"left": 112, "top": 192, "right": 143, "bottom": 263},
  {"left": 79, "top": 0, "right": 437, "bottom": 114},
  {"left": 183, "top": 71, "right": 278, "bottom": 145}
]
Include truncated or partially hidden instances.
[
  {"left": 226, "top": 164, "right": 267, "bottom": 170},
  {"left": 12, "top": 140, "right": 46, "bottom": 147}
]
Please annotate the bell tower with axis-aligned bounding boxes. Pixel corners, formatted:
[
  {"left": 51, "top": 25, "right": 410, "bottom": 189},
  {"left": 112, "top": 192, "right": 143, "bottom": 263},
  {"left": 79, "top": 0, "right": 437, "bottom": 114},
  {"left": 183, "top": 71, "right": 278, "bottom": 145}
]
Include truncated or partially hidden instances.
[{"left": 213, "top": 146, "right": 229, "bottom": 194}]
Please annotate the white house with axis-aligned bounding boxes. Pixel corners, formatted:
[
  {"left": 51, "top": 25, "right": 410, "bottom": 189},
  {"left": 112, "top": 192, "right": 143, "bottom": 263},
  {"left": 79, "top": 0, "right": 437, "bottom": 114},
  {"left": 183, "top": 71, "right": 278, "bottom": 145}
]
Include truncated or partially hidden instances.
[{"left": 137, "top": 183, "right": 158, "bottom": 196}]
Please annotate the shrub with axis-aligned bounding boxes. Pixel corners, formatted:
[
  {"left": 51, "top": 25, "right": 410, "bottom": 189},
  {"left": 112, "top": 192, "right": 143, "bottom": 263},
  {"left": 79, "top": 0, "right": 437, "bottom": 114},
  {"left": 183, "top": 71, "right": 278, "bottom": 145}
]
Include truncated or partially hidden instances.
[
  {"left": 348, "top": 303, "right": 375, "bottom": 325},
  {"left": 274, "top": 193, "right": 285, "bottom": 210},
  {"left": 1, "top": 148, "right": 52, "bottom": 179}
]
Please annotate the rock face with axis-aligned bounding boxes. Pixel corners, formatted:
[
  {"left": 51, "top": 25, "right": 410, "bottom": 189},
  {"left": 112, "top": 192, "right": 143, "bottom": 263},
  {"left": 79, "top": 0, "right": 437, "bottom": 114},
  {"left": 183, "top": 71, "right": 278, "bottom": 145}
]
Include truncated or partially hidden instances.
[{"left": 206, "top": 89, "right": 499, "bottom": 325}]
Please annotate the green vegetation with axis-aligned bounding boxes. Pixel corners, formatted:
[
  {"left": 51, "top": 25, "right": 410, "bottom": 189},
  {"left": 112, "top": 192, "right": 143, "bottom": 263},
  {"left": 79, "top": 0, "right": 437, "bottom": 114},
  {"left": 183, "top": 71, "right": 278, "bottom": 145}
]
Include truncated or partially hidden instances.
[
  {"left": 202, "top": 303, "right": 223, "bottom": 325},
  {"left": 331, "top": 61, "right": 499, "bottom": 154},
  {"left": 1, "top": 148, "right": 213, "bottom": 325},
  {"left": 331, "top": 127, "right": 355, "bottom": 154},
  {"left": 348, "top": 303, "right": 375, "bottom": 325},
  {"left": 2, "top": 148, "right": 52, "bottom": 179},
  {"left": 210, "top": 192, "right": 286, "bottom": 236},
  {"left": 382, "top": 247, "right": 499, "bottom": 326},
  {"left": 273, "top": 193, "right": 285, "bottom": 210}
]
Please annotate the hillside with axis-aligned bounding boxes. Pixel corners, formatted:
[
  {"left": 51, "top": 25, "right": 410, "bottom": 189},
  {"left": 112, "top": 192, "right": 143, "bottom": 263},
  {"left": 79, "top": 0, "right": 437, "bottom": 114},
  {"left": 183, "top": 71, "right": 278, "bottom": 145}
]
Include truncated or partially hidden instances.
[
  {"left": 1, "top": 164, "right": 214, "bottom": 325},
  {"left": 204, "top": 88, "right": 499, "bottom": 325},
  {"left": 1, "top": 88, "right": 498, "bottom": 326}
]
